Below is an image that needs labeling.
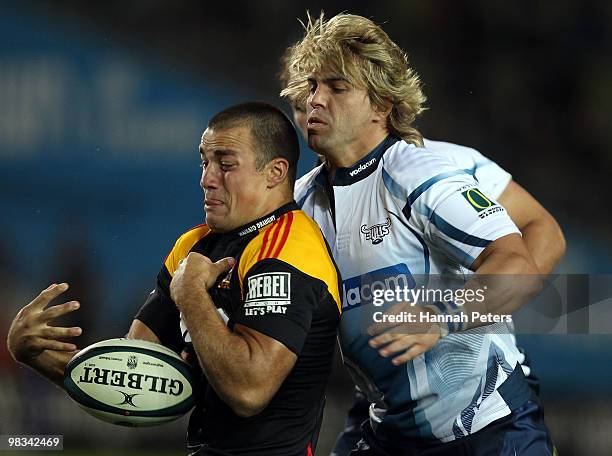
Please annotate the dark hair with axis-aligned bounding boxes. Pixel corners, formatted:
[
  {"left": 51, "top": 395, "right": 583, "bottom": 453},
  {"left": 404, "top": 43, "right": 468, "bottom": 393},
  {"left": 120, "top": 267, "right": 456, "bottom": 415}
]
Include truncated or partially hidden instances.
[{"left": 208, "top": 102, "right": 300, "bottom": 187}]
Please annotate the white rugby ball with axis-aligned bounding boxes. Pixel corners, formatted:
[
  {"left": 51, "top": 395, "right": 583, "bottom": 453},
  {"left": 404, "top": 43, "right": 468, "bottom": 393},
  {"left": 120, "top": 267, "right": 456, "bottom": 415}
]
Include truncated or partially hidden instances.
[{"left": 64, "top": 338, "right": 196, "bottom": 427}]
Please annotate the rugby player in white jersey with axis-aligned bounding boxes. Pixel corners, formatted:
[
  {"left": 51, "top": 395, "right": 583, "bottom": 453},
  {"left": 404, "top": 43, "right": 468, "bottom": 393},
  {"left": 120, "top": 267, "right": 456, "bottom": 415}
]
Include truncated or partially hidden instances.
[
  {"left": 286, "top": 104, "right": 565, "bottom": 455},
  {"left": 282, "top": 13, "right": 562, "bottom": 455}
]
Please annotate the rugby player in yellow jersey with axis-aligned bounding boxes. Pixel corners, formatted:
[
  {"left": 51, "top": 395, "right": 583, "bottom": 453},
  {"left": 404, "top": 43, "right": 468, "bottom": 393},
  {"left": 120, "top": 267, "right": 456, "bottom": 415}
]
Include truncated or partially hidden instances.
[{"left": 7, "top": 102, "right": 341, "bottom": 456}]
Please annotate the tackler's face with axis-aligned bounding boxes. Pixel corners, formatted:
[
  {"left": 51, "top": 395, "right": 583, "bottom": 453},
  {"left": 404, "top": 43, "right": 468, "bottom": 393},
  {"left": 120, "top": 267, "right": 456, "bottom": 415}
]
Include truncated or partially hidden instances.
[
  {"left": 306, "top": 71, "right": 379, "bottom": 154},
  {"left": 199, "top": 126, "right": 270, "bottom": 233}
]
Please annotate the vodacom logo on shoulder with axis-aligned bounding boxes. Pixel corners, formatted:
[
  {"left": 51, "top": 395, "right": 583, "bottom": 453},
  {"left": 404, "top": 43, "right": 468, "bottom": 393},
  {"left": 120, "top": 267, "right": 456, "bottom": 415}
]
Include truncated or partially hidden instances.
[{"left": 349, "top": 158, "right": 376, "bottom": 177}]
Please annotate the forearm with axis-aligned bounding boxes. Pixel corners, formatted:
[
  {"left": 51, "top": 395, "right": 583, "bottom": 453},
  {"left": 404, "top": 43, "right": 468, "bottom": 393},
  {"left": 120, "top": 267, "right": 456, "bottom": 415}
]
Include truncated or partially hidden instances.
[
  {"left": 179, "top": 290, "right": 269, "bottom": 415},
  {"left": 25, "top": 350, "right": 77, "bottom": 389},
  {"left": 454, "top": 253, "right": 539, "bottom": 331}
]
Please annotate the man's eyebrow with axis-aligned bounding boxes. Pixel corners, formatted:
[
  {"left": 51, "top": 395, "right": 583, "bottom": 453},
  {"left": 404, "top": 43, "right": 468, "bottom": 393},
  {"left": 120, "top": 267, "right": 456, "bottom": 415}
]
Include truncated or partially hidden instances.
[
  {"left": 199, "top": 146, "right": 237, "bottom": 157},
  {"left": 324, "top": 77, "right": 350, "bottom": 84},
  {"left": 213, "top": 149, "right": 237, "bottom": 157}
]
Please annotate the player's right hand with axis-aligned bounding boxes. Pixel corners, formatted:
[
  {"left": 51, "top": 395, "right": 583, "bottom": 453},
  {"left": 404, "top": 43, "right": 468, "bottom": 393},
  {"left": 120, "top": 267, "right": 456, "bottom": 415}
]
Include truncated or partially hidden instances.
[{"left": 6, "top": 283, "right": 82, "bottom": 364}]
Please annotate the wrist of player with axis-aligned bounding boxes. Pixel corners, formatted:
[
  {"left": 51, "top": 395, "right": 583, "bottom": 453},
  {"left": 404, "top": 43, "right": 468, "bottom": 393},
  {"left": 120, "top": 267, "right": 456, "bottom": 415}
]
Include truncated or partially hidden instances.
[
  {"left": 423, "top": 301, "right": 467, "bottom": 337},
  {"left": 432, "top": 319, "right": 449, "bottom": 339},
  {"left": 174, "top": 286, "right": 210, "bottom": 313},
  {"left": 170, "top": 275, "right": 210, "bottom": 308}
]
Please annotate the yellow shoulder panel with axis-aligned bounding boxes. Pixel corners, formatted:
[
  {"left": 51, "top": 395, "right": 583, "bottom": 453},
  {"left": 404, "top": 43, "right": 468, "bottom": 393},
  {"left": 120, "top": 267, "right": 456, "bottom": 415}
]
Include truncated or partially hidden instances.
[
  {"left": 238, "top": 210, "right": 341, "bottom": 313},
  {"left": 164, "top": 224, "right": 211, "bottom": 276}
]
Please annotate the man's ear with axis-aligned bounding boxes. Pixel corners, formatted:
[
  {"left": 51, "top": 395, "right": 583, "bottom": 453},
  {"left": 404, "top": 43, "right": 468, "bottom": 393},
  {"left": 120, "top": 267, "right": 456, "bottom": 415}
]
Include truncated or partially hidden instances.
[
  {"left": 266, "top": 157, "right": 290, "bottom": 189},
  {"left": 373, "top": 99, "right": 393, "bottom": 123}
]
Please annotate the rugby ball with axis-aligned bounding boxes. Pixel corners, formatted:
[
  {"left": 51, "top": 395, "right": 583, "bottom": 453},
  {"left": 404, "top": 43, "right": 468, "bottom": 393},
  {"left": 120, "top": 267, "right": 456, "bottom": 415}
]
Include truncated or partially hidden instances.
[{"left": 64, "top": 338, "right": 197, "bottom": 427}]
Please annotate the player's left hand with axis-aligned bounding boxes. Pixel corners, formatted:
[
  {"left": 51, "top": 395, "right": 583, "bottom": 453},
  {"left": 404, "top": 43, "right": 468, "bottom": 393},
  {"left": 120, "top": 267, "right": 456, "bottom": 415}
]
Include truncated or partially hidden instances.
[
  {"left": 170, "top": 252, "right": 235, "bottom": 306},
  {"left": 367, "top": 303, "right": 443, "bottom": 365}
]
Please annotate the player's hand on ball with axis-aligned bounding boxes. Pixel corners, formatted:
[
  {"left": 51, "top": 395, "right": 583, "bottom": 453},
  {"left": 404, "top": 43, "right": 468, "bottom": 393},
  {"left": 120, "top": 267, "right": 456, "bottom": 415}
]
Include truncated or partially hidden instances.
[
  {"left": 367, "top": 303, "right": 442, "bottom": 365},
  {"left": 170, "top": 253, "right": 235, "bottom": 305},
  {"left": 6, "top": 283, "right": 82, "bottom": 364}
]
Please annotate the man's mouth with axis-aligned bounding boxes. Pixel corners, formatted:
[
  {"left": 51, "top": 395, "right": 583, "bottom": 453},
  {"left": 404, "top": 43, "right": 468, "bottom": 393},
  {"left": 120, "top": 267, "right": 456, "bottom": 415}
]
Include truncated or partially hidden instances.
[
  {"left": 307, "top": 116, "right": 327, "bottom": 128},
  {"left": 204, "top": 198, "right": 224, "bottom": 208}
]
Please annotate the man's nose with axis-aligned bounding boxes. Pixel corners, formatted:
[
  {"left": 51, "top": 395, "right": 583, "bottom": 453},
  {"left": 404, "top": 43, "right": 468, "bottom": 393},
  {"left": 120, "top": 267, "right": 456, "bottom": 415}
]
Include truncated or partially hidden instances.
[
  {"left": 201, "top": 164, "right": 218, "bottom": 190},
  {"left": 309, "top": 85, "right": 327, "bottom": 109}
]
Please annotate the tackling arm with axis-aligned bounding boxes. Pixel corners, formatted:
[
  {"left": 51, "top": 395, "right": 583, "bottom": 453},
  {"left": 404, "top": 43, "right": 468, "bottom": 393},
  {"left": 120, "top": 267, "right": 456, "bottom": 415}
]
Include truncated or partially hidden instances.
[
  {"left": 368, "top": 157, "right": 565, "bottom": 364},
  {"left": 369, "top": 233, "right": 542, "bottom": 364},
  {"left": 465, "top": 232, "right": 542, "bottom": 319}
]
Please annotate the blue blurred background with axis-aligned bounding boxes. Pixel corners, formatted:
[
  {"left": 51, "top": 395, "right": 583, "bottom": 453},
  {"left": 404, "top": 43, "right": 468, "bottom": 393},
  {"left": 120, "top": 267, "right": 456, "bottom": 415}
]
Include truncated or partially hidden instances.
[{"left": 1, "top": 0, "right": 611, "bottom": 454}]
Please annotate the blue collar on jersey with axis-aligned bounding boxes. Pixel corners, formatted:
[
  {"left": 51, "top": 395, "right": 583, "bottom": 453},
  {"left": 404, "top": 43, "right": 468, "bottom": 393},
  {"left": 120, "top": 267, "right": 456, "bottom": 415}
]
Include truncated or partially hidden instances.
[{"left": 317, "top": 135, "right": 399, "bottom": 187}]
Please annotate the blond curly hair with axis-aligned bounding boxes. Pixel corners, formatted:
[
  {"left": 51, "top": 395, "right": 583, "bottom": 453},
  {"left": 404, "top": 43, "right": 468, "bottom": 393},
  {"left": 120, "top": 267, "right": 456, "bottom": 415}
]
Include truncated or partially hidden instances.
[{"left": 280, "top": 12, "right": 426, "bottom": 146}]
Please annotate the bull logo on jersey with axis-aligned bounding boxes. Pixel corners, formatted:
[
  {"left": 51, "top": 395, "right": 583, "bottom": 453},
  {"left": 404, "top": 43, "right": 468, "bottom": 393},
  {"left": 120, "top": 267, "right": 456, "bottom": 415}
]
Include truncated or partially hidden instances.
[
  {"left": 360, "top": 218, "right": 391, "bottom": 245},
  {"left": 127, "top": 355, "right": 138, "bottom": 370}
]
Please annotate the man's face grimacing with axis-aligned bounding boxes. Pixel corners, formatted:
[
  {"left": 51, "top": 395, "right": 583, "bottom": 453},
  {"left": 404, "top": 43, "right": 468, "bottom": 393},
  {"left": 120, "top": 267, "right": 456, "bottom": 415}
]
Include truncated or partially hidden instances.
[
  {"left": 306, "top": 72, "right": 387, "bottom": 155},
  {"left": 199, "top": 126, "right": 274, "bottom": 233}
]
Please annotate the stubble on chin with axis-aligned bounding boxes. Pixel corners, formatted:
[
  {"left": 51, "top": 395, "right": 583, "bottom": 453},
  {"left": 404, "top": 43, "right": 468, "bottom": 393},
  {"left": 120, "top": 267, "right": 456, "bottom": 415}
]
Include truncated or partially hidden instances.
[{"left": 308, "top": 133, "right": 331, "bottom": 154}]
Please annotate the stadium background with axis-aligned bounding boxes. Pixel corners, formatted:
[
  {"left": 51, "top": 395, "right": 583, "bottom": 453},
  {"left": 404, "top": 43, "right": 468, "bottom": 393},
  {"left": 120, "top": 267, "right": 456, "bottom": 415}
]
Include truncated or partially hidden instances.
[{"left": 1, "top": 0, "right": 611, "bottom": 454}]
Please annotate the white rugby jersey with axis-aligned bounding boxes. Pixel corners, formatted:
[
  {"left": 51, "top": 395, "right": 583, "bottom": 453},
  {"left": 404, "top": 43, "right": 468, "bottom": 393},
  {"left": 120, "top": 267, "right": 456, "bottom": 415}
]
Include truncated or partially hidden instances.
[
  {"left": 422, "top": 138, "right": 512, "bottom": 199},
  {"left": 295, "top": 137, "right": 532, "bottom": 445}
]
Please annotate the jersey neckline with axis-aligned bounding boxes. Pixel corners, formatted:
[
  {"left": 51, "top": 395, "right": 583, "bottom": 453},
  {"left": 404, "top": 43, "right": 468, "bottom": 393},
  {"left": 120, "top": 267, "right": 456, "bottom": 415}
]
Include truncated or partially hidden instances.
[
  {"left": 219, "top": 201, "right": 299, "bottom": 239},
  {"left": 317, "top": 135, "right": 399, "bottom": 187}
]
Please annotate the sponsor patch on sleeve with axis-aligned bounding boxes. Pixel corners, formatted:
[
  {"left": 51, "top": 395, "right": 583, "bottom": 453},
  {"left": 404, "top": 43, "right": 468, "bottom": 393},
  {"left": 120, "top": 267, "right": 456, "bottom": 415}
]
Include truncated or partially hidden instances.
[
  {"left": 243, "top": 272, "right": 291, "bottom": 316},
  {"left": 461, "top": 187, "right": 506, "bottom": 219},
  {"left": 461, "top": 188, "right": 494, "bottom": 212}
]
